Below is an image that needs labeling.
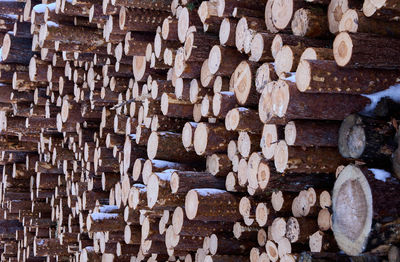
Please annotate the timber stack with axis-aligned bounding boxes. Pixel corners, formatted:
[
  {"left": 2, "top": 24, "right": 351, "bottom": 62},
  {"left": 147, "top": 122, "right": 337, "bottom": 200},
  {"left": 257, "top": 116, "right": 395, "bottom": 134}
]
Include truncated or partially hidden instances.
[{"left": 0, "top": 0, "right": 397, "bottom": 261}]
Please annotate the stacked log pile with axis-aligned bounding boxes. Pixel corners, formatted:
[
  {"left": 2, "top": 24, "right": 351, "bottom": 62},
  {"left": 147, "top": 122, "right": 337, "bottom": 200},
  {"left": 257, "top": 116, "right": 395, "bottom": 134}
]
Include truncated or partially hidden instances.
[{"left": 0, "top": 0, "right": 397, "bottom": 261}]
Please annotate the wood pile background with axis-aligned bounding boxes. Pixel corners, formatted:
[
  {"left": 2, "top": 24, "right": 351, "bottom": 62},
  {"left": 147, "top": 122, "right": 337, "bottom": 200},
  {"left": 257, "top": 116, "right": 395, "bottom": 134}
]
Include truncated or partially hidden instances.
[{"left": 0, "top": 0, "right": 398, "bottom": 261}]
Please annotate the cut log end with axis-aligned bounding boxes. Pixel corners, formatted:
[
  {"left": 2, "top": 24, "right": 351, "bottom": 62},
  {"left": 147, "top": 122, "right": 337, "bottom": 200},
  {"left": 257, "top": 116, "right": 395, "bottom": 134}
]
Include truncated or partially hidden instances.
[
  {"left": 219, "top": 18, "right": 231, "bottom": 46},
  {"left": 250, "top": 33, "right": 264, "bottom": 62},
  {"left": 272, "top": 191, "right": 284, "bottom": 212},
  {"left": 193, "top": 123, "right": 208, "bottom": 155},
  {"left": 147, "top": 174, "right": 159, "bottom": 208},
  {"left": 132, "top": 56, "right": 147, "bottom": 81},
  {"left": 275, "top": 46, "right": 293, "bottom": 76},
  {"left": 239, "top": 196, "right": 252, "bottom": 217},
  {"left": 333, "top": 32, "right": 352, "bottom": 67},
  {"left": 362, "top": 0, "right": 377, "bottom": 17},
  {"left": 200, "top": 59, "right": 214, "bottom": 87},
  {"left": 291, "top": 9, "right": 308, "bottom": 37},
  {"left": 309, "top": 231, "right": 323, "bottom": 252},
  {"left": 284, "top": 121, "right": 296, "bottom": 146},
  {"left": 207, "top": 154, "right": 220, "bottom": 175},
  {"left": 1, "top": 34, "right": 11, "bottom": 62},
  {"left": 235, "top": 18, "right": 248, "bottom": 52},
  {"left": 208, "top": 45, "right": 222, "bottom": 75},
  {"left": 318, "top": 208, "right": 332, "bottom": 231},
  {"left": 178, "top": 7, "right": 189, "bottom": 43},
  {"left": 295, "top": 60, "right": 311, "bottom": 92},
  {"left": 339, "top": 9, "right": 358, "bottom": 33},
  {"left": 266, "top": 240, "right": 279, "bottom": 261},
  {"left": 261, "top": 124, "right": 278, "bottom": 160},
  {"left": 172, "top": 206, "right": 184, "bottom": 234},
  {"left": 255, "top": 63, "right": 274, "bottom": 92},
  {"left": 271, "top": 0, "right": 293, "bottom": 30},
  {"left": 328, "top": 0, "right": 349, "bottom": 33},
  {"left": 147, "top": 132, "right": 159, "bottom": 160},
  {"left": 332, "top": 164, "right": 372, "bottom": 256},
  {"left": 233, "top": 61, "right": 252, "bottom": 105},
  {"left": 255, "top": 203, "right": 268, "bottom": 227},
  {"left": 320, "top": 190, "right": 332, "bottom": 208},
  {"left": 338, "top": 114, "right": 366, "bottom": 159},
  {"left": 185, "top": 189, "right": 199, "bottom": 220}
]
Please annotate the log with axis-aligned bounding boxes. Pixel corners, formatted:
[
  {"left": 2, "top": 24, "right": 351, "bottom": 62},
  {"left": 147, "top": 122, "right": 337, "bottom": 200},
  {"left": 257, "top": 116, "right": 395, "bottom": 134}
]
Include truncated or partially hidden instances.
[
  {"left": 286, "top": 216, "right": 319, "bottom": 243},
  {"left": 291, "top": 7, "right": 330, "bottom": 38},
  {"left": 333, "top": 32, "right": 400, "bottom": 69},
  {"left": 161, "top": 93, "right": 194, "bottom": 119},
  {"left": 338, "top": 114, "right": 397, "bottom": 167},
  {"left": 271, "top": 0, "right": 304, "bottom": 30},
  {"left": 332, "top": 164, "right": 400, "bottom": 255},
  {"left": 118, "top": 7, "right": 168, "bottom": 32},
  {"left": 274, "top": 140, "right": 346, "bottom": 173},
  {"left": 1, "top": 34, "right": 33, "bottom": 65},
  {"left": 212, "top": 92, "right": 236, "bottom": 119},
  {"left": 170, "top": 171, "right": 225, "bottom": 194},
  {"left": 147, "top": 131, "right": 203, "bottom": 164},
  {"left": 260, "top": 80, "right": 371, "bottom": 121},
  {"left": 206, "top": 154, "right": 232, "bottom": 177},
  {"left": 339, "top": 9, "right": 400, "bottom": 38},
  {"left": 185, "top": 188, "right": 242, "bottom": 222},
  {"left": 231, "top": 60, "right": 259, "bottom": 107},
  {"left": 296, "top": 59, "right": 400, "bottom": 94},
  {"left": 193, "top": 122, "right": 238, "bottom": 155},
  {"left": 208, "top": 45, "right": 246, "bottom": 75},
  {"left": 249, "top": 33, "right": 275, "bottom": 62},
  {"left": 284, "top": 120, "right": 340, "bottom": 147},
  {"left": 219, "top": 18, "right": 237, "bottom": 47}
]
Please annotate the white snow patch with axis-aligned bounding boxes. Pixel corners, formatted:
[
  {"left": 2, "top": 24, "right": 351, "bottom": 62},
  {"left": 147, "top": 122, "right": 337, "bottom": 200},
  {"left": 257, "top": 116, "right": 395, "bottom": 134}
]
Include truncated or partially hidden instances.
[
  {"left": 98, "top": 205, "right": 119, "bottom": 213},
  {"left": 129, "top": 134, "right": 136, "bottom": 139},
  {"left": 0, "top": 47, "right": 3, "bottom": 62},
  {"left": 47, "top": 3, "right": 56, "bottom": 11},
  {"left": 155, "top": 169, "right": 176, "bottom": 181},
  {"left": 4, "top": 14, "right": 17, "bottom": 19},
  {"left": 133, "top": 183, "right": 146, "bottom": 189},
  {"left": 363, "top": 84, "right": 400, "bottom": 113},
  {"left": 33, "top": 4, "right": 47, "bottom": 13},
  {"left": 195, "top": 188, "right": 226, "bottom": 196},
  {"left": 159, "top": 131, "right": 176, "bottom": 135},
  {"left": 285, "top": 72, "right": 296, "bottom": 82},
  {"left": 220, "top": 91, "right": 234, "bottom": 96},
  {"left": 237, "top": 107, "right": 248, "bottom": 112},
  {"left": 91, "top": 212, "right": 118, "bottom": 221},
  {"left": 369, "top": 168, "right": 391, "bottom": 182},
  {"left": 46, "top": 21, "right": 59, "bottom": 27},
  {"left": 152, "top": 159, "right": 178, "bottom": 169}
]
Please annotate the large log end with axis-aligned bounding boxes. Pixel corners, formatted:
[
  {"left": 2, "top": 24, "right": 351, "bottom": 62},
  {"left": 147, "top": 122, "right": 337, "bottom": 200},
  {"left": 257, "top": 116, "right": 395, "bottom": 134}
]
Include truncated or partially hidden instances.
[{"left": 332, "top": 164, "right": 372, "bottom": 256}]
